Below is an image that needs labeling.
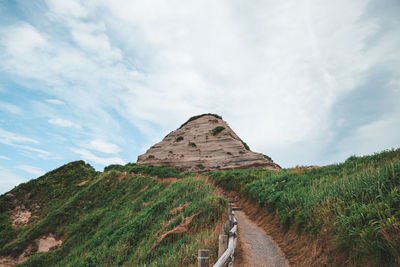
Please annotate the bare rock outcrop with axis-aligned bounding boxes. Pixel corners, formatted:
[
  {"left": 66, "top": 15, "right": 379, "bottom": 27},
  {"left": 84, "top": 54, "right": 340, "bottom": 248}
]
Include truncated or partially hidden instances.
[{"left": 137, "top": 114, "right": 281, "bottom": 172}]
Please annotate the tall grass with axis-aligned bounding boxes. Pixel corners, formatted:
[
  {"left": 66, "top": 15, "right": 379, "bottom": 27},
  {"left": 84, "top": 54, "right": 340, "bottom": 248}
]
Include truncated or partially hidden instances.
[
  {"left": 208, "top": 148, "right": 400, "bottom": 266},
  {"left": 0, "top": 162, "right": 226, "bottom": 266}
]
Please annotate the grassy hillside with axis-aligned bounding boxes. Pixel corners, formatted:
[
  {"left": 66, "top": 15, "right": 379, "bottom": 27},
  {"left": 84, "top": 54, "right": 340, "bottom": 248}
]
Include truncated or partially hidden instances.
[
  {"left": 207, "top": 148, "right": 400, "bottom": 266},
  {"left": 0, "top": 161, "right": 226, "bottom": 266}
]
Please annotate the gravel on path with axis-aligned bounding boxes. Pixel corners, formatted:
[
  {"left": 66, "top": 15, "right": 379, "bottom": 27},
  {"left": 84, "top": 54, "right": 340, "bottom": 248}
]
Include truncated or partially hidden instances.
[{"left": 235, "top": 210, "right": 287, "bottom": 267}]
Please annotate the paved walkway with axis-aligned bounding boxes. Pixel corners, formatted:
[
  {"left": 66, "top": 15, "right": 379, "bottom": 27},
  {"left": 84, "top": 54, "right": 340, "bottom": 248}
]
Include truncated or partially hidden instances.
[{"left": 235, "top": 210, "right": 286, "bottom": 267}]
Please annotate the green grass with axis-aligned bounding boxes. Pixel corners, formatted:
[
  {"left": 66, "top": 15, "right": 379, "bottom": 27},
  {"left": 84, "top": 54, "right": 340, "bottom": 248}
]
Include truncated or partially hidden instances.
[
  {"left": 207, "top": 148, "right": 400, "bottom": 266},
  {"left": 104, "top": 163, "right": 182, "bottom": 178},
  {"left": 0, "top": 162, "right": 226, "bottom": 266}
]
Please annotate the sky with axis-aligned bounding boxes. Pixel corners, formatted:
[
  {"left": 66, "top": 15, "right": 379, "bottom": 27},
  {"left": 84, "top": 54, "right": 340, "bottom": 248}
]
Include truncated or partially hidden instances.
[{"left": 0, "top": 0, "right": 399, "bottom": 194}]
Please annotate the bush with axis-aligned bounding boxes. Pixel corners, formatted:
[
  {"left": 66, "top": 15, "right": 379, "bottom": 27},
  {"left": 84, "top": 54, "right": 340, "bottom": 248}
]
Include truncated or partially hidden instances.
[
  {"left": 176, "top": 136, "right": 184, "bottom": 142},
  {"left": 178, "top": 113, "right": 222, "bottom": 129},
  {"left": 241, "top": 141, "right": 250, "bottom": 150},
  {"left": 212, "top": 126, "right": 225, "bottom": 135},
  {"left": 189, "top": 142, "right": 196, "bottom": 147}
]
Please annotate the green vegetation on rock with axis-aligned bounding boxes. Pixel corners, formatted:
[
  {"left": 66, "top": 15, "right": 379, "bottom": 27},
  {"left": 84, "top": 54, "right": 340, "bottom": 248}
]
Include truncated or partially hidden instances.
[
  {"left": 212, "top": 126, "right": 225, "bottom": 136},
  {"left": 178, "top": 113, "right": 222, "bottom": 129},
  {"left": 189, "top": 142, "right": 196, "bottom": 147}
]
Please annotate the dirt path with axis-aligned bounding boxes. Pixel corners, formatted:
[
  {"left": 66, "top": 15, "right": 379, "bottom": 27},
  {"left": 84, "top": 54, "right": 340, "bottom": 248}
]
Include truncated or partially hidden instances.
[
  {"left": 203, "top": 179, "right": 288, "bottom": 266},
  {"left": 235, "top": 209, "right": 287, "bottom": 267}
]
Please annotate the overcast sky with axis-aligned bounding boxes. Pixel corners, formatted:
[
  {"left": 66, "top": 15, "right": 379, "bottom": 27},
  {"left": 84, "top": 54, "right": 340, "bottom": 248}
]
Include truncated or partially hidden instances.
[{"left": 0, "top": 0, "right": 399, "bottom": 194}]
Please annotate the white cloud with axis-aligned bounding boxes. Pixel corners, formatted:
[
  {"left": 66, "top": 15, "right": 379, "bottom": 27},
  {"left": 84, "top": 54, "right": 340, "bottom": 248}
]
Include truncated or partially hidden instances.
[
  {"left": 45, "top": 0, "right": 88, "bottom": 19},
  {"left": 17, "top": 165, "right": 45, "bottom": 177},
  {"left": 0, "top": 101, "right": 21, "bottom": 114},
  {"left": 0, "top": 128, "right": 55, "bottom": 160},
  {"left": 0, "top": 155, "right": 10, "bottom": 160},
  {"left": 71, "top": 148, "right": 126, "bottom": 166},
  {"left": 45, "top": 98, "right": 65, "bottom": 105},
  {"left": 0, "top": 167, "right": 27, "bottom": 194},
  {"left": 0, "top": 0, "right": 398, "bottom": 168},
  {"left": 48, "top": 118, "right": 81, "bottom": 129},
  {"left": 0, "top": 128, "right": 38, "bottom": 145},
  {"left": 16, "top": 145, "right": 53, "bottom": 160},
  {"left": 1, "top": 22, "right": 46, "bottom": 56},
  {"left": 86, "top": 139, "right": 121, "bottom": 154}
]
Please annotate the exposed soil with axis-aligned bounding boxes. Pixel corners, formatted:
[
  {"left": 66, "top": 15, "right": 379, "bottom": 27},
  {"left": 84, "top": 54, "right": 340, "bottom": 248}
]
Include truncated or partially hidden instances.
[
  {"left": 0, "top": 234, "right": 62, "bottom": 267},
  {"left": 152, "top": 212, "right": 199, "bottom": 249},
  {"left": 170, "top": 202, "right": 191, "bottom": 215},
  {"left": 36, "top": 234, "right": 63, "bottom": 252},
  {"left": 77, "top": 180, "right": 89, "bottom": 186},
  {"left": 10, "top": 208, "right": 31, "bottom": 228}
]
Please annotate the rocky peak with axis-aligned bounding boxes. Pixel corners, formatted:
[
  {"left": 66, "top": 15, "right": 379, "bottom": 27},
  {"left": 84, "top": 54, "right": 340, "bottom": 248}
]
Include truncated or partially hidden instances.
[{"left": 137, "top": 114, "right": 281, "bottom": 172}]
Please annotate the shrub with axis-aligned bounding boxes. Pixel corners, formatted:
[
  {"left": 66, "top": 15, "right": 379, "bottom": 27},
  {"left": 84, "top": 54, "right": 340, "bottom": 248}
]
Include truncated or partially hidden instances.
[
  {"left": 263, "top": 154, "right": 273, "bottom": 162},
  {"left": 212, "top": 126, "right": 225, "bottom": 135},
  {"left": 189, "top": 142, "right": 196, "bottom": 147},
  {"left": 178, "top": 113, "right": 223, "bottom": 129},
  {"left": 241, "top": 141, "right": 250, "bottom": 150},
  {"left": 197, "top": 164, "right": 205, "bottom": 169},
  {"left": 176, "top": 136, "right": 184, "bottom": 142}
]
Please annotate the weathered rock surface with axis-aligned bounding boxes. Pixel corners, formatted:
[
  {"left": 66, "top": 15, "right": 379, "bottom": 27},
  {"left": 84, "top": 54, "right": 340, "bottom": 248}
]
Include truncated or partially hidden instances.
[{"left": 137, "top": 114, "right": 281, "bottom": 172}]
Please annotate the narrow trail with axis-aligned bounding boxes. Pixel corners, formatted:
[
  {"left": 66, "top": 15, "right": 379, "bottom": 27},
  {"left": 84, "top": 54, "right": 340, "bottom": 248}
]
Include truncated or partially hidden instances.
[
  {"left": 235, "top": 210, "right": 286, "bottom": 267},
  {"left": 229, "top": 198, "right": 287, "bottom": 267}
]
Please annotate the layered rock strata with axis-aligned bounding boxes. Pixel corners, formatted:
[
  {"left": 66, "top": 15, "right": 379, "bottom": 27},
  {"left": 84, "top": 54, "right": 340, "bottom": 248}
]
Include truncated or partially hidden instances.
[{"left": 137, "top": 114, "right": 281, "bottom": 172}]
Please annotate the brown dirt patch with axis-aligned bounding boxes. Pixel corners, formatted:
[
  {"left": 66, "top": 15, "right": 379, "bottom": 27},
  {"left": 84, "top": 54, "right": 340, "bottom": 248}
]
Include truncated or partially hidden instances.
[
  {"left": 117, "top": 171, "right": 130, "bottom": 181},
  {"left": 155, "top": 177, "right": 180, "bottom": 183},
  {"left": 36, "top": 234, "right": 63, "bottom": 252},
  {"left": 152, "top": 212, "right": 200, "bottom": 249},
  {"left": 10, "top": 207, "right": 31, "bottom": 228},
  {"left": 170, "top": 202, "right": 191, "bottom": 215},
  {"left": 77, "top": 180, "right": 88, "bottom": 187},
  {"left": 0, "top": 234, "right": 62, "bottom": 266}
]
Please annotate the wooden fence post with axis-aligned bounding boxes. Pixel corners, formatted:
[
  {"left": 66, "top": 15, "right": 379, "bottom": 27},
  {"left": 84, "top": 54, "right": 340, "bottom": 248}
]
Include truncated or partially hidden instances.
[
  {"left": 218, "top": 234, "right": 228, "bottom": 258},
  {"left": 228, "top": 204, "right": 232, "bottom": 223},
  {"left": 198, "top": 249, "right": 209, "bottom": 267}
]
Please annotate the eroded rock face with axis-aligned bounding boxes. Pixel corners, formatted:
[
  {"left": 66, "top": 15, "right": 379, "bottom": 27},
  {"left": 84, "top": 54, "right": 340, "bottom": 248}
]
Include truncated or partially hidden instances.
[{"left": 137, "top": 114, "right": 281, "bottom": 172}]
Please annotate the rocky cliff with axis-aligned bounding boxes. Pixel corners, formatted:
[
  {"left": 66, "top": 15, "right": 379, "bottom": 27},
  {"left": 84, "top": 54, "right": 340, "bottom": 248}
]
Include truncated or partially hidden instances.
[{"left": 137, "top": 114, "right": 281, "bottom": 172}]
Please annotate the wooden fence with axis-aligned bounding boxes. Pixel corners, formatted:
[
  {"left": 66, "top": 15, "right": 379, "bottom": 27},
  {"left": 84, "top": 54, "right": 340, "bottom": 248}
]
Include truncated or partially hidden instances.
[{"left": 198, "top": 204, "right": 238, "bottom": 267}]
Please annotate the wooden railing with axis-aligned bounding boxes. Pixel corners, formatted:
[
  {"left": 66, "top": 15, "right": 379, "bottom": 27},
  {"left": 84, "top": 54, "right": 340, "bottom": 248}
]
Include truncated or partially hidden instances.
[{"left": 198, "top": 204, "right": 238, "bottom": 267}]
